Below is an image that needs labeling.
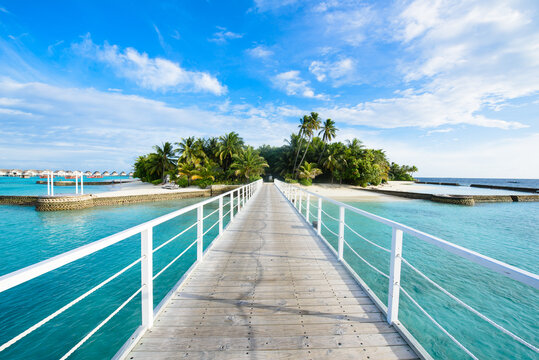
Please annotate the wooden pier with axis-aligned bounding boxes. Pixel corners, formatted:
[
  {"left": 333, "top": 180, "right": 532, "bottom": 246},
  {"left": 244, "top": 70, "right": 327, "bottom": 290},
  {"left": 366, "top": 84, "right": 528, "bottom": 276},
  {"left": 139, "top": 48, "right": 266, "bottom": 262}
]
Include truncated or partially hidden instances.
[{"left": 128, "top": 184, "right": 418, "bottom": 359}]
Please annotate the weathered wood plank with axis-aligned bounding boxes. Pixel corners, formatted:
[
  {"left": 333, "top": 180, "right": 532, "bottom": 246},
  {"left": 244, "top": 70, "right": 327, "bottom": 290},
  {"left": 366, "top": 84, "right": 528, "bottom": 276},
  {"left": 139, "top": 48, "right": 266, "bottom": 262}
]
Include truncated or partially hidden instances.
[{"left": 126, "top": 184, "right": 417, "bottom": 360}]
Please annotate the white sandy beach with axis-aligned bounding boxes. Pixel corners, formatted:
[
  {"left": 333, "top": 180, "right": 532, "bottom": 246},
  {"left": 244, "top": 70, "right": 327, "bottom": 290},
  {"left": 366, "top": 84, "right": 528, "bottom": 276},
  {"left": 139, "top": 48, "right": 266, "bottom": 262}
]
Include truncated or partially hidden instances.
[
  {"left": 295, "top": 182, "right": 413, "bottom": 201},
  {"left": 94, "top": 182, "right": 208, "bottom": 198}
]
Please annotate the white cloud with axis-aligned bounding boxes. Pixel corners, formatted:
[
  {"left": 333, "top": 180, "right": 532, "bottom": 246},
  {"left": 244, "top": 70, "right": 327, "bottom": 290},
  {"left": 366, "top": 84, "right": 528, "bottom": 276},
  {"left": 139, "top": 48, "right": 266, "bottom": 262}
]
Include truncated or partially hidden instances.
[
  {"left": 273, "top": 71, "right": 327, "bottom": 99},
  {"left": 0, "top": 78, "right": 295, "bottom": 169},
  {"left": 316, "top": 3, "right": 376, "bottom": 46},
  {"left": 208, "top": 27, "right": 243, "bottom": 44},
  {"left": 73, "top": 34, "right": 227, "bottom": 95},
  {"left": 247, "top": 45, "right": 273, "bottom": 59},
  {"left": 426, "top": 128, "right": 453, "bottom": 136},
  {"left": 309, "top": 58, "right": 356, "bottom": 85},
  {"left": 47, "top": 40, "right": 64, "bottom": 56}
]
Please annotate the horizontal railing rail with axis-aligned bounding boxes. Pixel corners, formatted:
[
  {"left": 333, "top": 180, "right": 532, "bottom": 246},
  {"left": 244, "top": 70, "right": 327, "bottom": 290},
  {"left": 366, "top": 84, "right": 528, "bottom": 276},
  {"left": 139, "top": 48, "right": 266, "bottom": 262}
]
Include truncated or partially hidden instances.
[
  {"left": 0, "top": 179, "right": 263, "bottom": 359},
  {"left": 274, "top": 179, "right": 539, "bottom": 359}
]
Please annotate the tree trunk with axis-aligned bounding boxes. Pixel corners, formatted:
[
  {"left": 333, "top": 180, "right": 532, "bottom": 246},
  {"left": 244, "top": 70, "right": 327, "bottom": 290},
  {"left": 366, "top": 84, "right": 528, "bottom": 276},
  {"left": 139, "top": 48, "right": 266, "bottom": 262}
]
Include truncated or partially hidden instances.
[
  {"left": 292, "top": 137, "right": 304, "bottom": 176},
  {"left": 296, "top": 138, "right": 312, "bottom": 178},
  {"left": 317, "top": 143, "right": 327, "bottom": 164}
]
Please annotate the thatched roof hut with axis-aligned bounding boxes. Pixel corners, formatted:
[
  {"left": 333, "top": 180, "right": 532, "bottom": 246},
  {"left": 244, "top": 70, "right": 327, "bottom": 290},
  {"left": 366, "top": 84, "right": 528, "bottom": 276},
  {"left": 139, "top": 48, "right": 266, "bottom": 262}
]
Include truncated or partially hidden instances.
[
  {"left": 55, "top": 170, "right": 66, "bottom": 176},
  {"left": 111, "top": 171, "right": 118, "bottom": 176},
  {"left": 65, "top": 170, "right": 74, "bottom": 176},
  {"left": 93, "top": 171, "right": 101, "bottom": 176},
  {"left": 0, "top": 169, "right": 9, "bottom": 176},
  {"left": 120, "top": 171, "right": 127, "bottom": 176},
  {"left": 10, "top": 169, "right": 23, "bottom": 176},
  {"left": 102, "top": 171, "right": 110, "bottom": 176},
  {"left": 128, "top": 172, "right": 134, "bottom": 177},
  {"left": 84, "top": 171, "right": 92, "bottom": 176},
  {"left": 23, "top": 170, "right": 38, "bottom": 176}
]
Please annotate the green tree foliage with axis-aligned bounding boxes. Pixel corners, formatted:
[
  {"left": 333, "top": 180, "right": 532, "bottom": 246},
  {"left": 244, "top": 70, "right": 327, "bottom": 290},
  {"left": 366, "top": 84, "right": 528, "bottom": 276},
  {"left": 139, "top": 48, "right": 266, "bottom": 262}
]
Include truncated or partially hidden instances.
[
  {"left": 231, "top": 146, "right": 269, "bottom": 182},
  {"left": 133, "top": 117, "right": 417, "bottom": 188},
  {"left": 298, "top": 161, "right": 322, "bottom": 186},
  {"left": 388, "top": 163, "right": 418, "bottom": 181}
]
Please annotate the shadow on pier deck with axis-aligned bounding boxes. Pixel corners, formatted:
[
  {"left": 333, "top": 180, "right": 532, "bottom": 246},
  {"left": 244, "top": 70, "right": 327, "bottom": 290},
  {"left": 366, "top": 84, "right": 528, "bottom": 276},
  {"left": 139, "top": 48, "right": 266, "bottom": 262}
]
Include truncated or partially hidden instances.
[{"left": 128, "top": 184, "right": 418, "bottom": 360}]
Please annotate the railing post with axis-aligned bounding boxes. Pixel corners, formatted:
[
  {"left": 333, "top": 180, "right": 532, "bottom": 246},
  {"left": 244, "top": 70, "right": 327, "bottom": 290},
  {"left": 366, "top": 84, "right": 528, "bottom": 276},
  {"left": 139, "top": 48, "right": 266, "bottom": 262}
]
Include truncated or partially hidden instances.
[
  {"left": 299, "top": 191, "right": 303, "bottom": 215},
  {"left": 141, "top": 227, "right": 154, "bottom": 329},
  {"left": 338, "top": 206, "right": 345, "bottom": 261},
  {"left": 294, "top": 188, "right": 297, "bottom": 207},
  {"left": 75, "top": 173, "right": 79, "bottom": 194},
  {"left": 197, "top": 205, "right": 203, "bottom": 261},
  {"left": 387, "top": 228, "right": 403, "bottom": 324},
  {"left": 80, "top": 173, "right": 84, "bottom": 194},
  {"left": 317, "top": 198, "right": 322, "bottom": 235},
  {"left": 306, "top": 194, "right": 310, "bottom": 223},
  {"left": 242, "top": 186, "right": 245, "bottom": 207},
  {"left": 219, "top": 196, "right": 223, "bottom": 235},
  {"left": 230, "top": 192, "right": 234, "bottom": 221}
]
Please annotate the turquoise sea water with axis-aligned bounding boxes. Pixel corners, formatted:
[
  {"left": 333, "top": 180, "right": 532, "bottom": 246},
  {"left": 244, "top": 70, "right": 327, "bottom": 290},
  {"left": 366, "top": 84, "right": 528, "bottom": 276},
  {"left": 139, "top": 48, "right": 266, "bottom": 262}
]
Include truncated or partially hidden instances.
[
  {"left": 0, "top": 179, "right": 538, "bottom": 359},
  {"left": 0, "top": 176, "right": 132, "bottom": 196},
  {"left": 308, "top": 198, "right": 539, "bottom": 360},
  {"left": 0, "top": 193, "right": 232, "bottom": 359}
]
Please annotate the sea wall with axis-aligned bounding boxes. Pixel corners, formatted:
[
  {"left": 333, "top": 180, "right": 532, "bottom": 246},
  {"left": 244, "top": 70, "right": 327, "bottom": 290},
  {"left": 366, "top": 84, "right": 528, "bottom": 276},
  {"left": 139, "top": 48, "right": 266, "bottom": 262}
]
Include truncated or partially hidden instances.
[
  {"left": 0, "top": 195, "right": 39, "bottom": 205},
  {"left": 470, "top": 184, "right": 538, "bottom": 193},
  {"left": 362, "top": 189, "right": 539, "bottom": 206},
  {"left": 3, "top": 190, "right": 211, "bottom": 211},
  {"left": 210, "top": 184, "right": 241, "bottom": 196}
]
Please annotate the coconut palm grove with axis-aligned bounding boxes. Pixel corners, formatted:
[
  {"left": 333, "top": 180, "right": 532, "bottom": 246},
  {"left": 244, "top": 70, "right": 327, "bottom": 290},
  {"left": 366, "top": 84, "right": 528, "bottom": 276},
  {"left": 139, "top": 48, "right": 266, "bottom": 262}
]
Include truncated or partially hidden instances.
[{"left": 134, "top": 113, "right": 417, "bottom": 187}]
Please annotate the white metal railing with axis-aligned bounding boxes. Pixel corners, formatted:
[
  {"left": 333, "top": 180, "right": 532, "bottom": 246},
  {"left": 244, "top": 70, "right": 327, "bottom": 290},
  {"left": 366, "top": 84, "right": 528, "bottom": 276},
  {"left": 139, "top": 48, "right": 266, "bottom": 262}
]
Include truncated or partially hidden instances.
[
  {"left": 275, "top": 179, "right": 539, "bottom": 359},
  {"left": 0, "top": 179, "right": 263, "bottom": 359}
]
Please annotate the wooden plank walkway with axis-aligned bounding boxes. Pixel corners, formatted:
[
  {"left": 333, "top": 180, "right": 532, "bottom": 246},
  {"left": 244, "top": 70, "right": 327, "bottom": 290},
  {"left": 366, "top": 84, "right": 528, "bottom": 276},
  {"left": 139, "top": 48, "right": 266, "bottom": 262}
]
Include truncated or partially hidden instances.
[{"left": 128, "top": 184, "right": 418, "bottom": 360}]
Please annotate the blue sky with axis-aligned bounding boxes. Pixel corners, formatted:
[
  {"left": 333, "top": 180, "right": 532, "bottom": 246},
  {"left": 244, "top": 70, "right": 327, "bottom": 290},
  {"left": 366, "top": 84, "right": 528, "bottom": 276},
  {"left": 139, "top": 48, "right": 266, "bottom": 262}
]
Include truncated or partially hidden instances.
[{"left": 0, "top": 0, "right": 538, "bottom": 177}]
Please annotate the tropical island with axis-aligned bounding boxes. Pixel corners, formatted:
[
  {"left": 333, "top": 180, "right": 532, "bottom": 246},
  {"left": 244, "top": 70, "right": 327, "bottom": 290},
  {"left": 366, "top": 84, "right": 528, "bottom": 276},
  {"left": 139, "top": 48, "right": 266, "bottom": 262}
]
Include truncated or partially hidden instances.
[{"left": 134, "top": 112, "right": 417, "bottom": 188}]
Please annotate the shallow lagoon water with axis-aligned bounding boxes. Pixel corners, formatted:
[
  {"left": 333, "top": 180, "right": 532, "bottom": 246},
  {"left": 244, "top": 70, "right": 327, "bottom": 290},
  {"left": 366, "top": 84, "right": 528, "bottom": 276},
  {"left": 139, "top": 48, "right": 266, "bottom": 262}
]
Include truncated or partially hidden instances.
[
  {"left": 313, "top": 199, "right": 538, "bottom": 360},
  {"left": 0, "top": 180, "right": 538, "bottom": 359},
  {"left": 0, "top": 176, "right": 132, "bottom": 196}
]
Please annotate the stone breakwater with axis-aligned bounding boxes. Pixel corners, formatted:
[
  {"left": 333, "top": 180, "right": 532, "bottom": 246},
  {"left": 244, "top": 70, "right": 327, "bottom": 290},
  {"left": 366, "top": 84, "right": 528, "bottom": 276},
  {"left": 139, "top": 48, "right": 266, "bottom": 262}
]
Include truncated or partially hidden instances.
[
  {"left": 1, "top": 190, "right": 211, "bottom": 211},
  {"left": 361, "top": 189, "right": 539, "bottom": 206},
  {"left": 0, "top": 184, "right": 241, "bottom": 211}
]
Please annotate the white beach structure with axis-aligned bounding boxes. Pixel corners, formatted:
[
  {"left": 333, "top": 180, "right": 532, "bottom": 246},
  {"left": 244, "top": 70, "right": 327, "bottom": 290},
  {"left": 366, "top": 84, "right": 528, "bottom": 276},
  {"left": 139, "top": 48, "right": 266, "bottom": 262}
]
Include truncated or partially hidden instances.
[
  {"left": 102, "top": 171, "right": 110, "bottom": 176},
  {"left": 92, "top": 171, "right": 101, "bottom": 177},
  {"left": 55, "top": 170, "right": 66, "bottom": 177},
  {"left": 0, "top": 169, "right": 9, "bottom": 176},
  {"left": 22, "top": 170, "right": 38, "bottom": 178},
  {"left": 9, "top": 169, "right": 22, "bottom": 177},
  {"left": 128, "top": 172, "right": 134, "bottom": 177},
  {"left": 111, "top": 171, "right": 118, "bottom": 176},
  {"left": 84, "top": 171, "right": 92, "bottom": 176},
  {"left": 120, "top": 171, "right": 127, "bottom": 176}
]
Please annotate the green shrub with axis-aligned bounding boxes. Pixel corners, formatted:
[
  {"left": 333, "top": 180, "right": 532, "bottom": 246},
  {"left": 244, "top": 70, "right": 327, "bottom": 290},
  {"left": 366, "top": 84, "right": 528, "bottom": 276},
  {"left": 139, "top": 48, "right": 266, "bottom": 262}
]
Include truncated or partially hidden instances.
[
  {"left": 175, "top": 177, "right": 189, "bottom": 188},
  {"left": 194, "top": 179, "right": 213, "bottom": 189},
  {"left": 285, "top": 177, "right": 298, "bottom": 184},
  {"left": 151, "top": 179, "right": 162, "bottom": 185},
  {"left": 299, "top": 178, "right": 312, "bottom": 186}
]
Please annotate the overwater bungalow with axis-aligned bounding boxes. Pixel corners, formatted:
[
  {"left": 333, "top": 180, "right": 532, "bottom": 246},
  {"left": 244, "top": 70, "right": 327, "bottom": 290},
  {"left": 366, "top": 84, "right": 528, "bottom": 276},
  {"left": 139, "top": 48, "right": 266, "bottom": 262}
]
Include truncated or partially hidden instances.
[
  {"left": 128, "top": 172, "right": 134, "bottom": 177},
  {"left": 120, "top": 171, "right": 127, "bottom": 176},
  {"left": 55, "top": 170, "right": 66, "bottom": 177},
  {"left": 9, "top": 169, "right": 22, "bottom": 177},
  {"left": 64, "top": 170, "right": 74, "bottom": 176},
  {"left": 84, "top": 171, "right": 92, "bottom": 176},
  {"left": 110, "top": 171, "right": 118, "bottom": 176},
  {"left": 102, "top": 171, "right": 110, "bottom": 176},
  {"left": 91, "top": 171, "right": 102, "bottom": 178},
  {"left": 21, "top": 170, "right": 38, "bottom": 178},
  {"left": 0, "top": 169, "right": 8, "bottom": 176}
]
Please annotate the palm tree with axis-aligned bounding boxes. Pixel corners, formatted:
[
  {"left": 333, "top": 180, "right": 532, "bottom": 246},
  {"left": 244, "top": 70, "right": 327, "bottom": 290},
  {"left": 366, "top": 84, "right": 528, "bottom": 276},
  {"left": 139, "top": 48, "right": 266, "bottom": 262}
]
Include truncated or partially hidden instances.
[
  {"left": 317, "top": 119, "right": 338, "bottom": 163},
  {"left": 177, "top": 158, "right": 201, "bottom": 186},
  {"left": 216, "top": 132, "right": 244, "bottom": 173},
  {"left": 153, "top": 142, "right": 177, "bottom": 181},
  {"left": 231, "top": 146, "right": 269, "bottom": 182},
  {"left": 292, "top": 115, "right": 310, "bottom": 175},
  {"left": 298, "top": 161, "right": 322, "bottom": 184},
  {"left": 192, "top": 160, "right": 219, "bottom": 182},
  {"left": 176, "top": 137, "right": 204, "bottom": 163},
  {"left": 323, "top": 144, "right": 347, "bottom": 184},
  {"left": 296, "top": 112, "right": 321, "bottom": 177}
]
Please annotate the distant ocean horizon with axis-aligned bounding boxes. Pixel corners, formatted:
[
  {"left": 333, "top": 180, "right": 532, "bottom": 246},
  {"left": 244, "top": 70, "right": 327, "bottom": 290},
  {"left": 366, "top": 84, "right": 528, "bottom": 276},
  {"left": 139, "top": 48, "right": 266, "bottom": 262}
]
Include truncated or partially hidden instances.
[{"left": 415, "top": 177, "right": 539, "bottom": 189}]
